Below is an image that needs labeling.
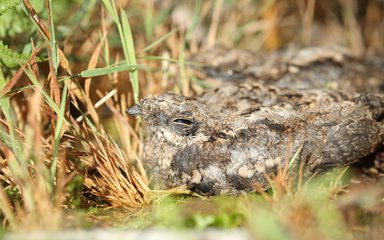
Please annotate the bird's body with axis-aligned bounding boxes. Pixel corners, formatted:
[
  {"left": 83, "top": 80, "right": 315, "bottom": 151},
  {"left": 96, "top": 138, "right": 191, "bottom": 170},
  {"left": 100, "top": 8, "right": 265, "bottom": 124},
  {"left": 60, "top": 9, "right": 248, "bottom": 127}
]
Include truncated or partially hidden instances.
[
  {"left": 129, "top": 84, "right": 384, "bottom": 195},
  {"left": 190, "top": 46, "right": 384, "bottom": 92}
]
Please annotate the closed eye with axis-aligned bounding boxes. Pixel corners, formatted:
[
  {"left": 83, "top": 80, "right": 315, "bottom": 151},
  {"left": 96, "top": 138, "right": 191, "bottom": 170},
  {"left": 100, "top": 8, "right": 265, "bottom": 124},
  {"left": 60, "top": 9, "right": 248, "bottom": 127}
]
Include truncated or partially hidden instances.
[
  {"left": 172, "top": 118, "right": 194, "bottom": 125},
  {"left": 170, "top": 118, "right": 197, "bottom": 136}
]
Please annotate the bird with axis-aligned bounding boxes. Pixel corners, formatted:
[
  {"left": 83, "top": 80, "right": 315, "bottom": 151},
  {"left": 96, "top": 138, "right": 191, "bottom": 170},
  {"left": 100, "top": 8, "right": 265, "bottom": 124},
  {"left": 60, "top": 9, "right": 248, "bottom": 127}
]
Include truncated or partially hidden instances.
[
  {"left": 128, "top": 83, "right": 384, "bottom": 196},
  {"left": 190, "top": 45, "right": 384, "bottom": 92}
]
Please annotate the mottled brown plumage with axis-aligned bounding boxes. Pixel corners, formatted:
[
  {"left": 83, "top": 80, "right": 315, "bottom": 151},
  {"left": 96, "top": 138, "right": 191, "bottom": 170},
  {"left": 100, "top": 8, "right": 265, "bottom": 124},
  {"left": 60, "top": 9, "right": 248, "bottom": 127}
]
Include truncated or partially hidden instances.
[
  {"left": 191, "top": 46, "right": 384, "bottom": 92},
  {"left": 129, "top": 84, "right": 384, "bottom": 195}
]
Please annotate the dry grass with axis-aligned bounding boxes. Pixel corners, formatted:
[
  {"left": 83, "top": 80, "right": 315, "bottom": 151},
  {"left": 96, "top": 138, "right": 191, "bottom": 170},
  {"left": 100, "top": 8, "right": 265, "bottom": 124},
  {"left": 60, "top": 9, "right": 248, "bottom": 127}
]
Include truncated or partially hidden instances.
[
  {"left": 79, "top": 126, "right": 150, "bottom": 208},
  {"left": 0, "top": 0, "right": 383, "bottom": 235}
]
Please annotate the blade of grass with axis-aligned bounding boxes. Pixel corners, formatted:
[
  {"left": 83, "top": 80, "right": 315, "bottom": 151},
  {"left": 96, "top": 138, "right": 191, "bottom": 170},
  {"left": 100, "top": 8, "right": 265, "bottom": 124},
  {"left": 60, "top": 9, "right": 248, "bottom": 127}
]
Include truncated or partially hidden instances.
[
  {"left": 84, "top": 37, "right": 104, "bottom": 96},
  {"left": 178, "top": 43, "right": 189, "bottom": 95},
  {"left": 101, "top": 0, "right": 140, "bottom": 103},
  {"left": 22, "top": 64, "right": 69, "bottom": 191},
  {"left": 144, "top": 0, "right": 154, "bottom": 42},
  {"left": 120, "top": 9, "right": 139, "bottom": 103},
  {"left": 287, "top": 143, "right": 304, "bottom": 170},
  {"left": 24, "top": 68, "right": 60, "bottom": 115},
  {"left": 0, "top": 99, "right": 25, "bottom": 172},
  {"left": 207, "top": 0, "right": 223, "bottom": 48},
  {"left": 186, "top": 0, "right": 202, "bottom": 41},
  {"left": 45, "top": 1, "right": 61, "bottom": 106},
  {"left": 141, "top": 28, "right": 178, "bottom": 53},
  {"left": 0, "top": 95, "right": 27, "bottom": 187},
  {"left": 101, "top": 0, "right": 118, "bottom": 23},
  {"left": 0, "top": 126, "right": 25, "bottom": 181},
  {"left": 50, "top": 81, "right": 68, "bottom": 183},
  {"left": 102, "top": 19, "right": 110, "bottom": 68},
  {"left": 79, "top": 63, "right": 143, "bottom": 78},
  {"left": 139, "top": 55, "right": 203, "bottom": 67},
  {"left": 75, "top": 89, "right": 117, "bottom": 122},
  {"left": 46, "top": 0, "right": 59, "bottom": 74}
]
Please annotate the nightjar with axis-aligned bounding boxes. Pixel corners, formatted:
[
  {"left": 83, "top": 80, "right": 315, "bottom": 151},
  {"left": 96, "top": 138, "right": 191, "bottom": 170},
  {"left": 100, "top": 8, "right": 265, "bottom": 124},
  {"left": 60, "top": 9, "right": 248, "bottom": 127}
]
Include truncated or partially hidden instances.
[
  {"left": 190, "top": 45, "right": 384, "bottom": 92},
  {"left": 128, "top": 83, "right": 384, "bottom": 195}
]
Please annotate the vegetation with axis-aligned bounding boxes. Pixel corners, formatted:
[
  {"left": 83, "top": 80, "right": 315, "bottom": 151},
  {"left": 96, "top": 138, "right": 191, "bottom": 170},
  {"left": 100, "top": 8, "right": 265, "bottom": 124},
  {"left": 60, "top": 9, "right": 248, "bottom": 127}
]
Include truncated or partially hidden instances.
[{"left": 0, "top": 0, "right": 383, "bottom": 239}]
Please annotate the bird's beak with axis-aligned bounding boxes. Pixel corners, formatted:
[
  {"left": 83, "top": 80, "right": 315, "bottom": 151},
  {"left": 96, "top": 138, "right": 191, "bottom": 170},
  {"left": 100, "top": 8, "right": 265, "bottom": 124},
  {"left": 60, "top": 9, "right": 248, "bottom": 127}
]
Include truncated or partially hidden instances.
[{"left": 126, "top": 104, "right": 142, "bottom": 116}]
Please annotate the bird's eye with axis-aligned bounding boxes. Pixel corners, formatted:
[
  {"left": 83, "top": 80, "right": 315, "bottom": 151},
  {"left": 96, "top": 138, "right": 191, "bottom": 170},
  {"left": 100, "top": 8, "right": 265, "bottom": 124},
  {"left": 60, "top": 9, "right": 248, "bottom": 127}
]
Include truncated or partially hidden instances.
[
  {"left": 173, "top": 118, "right": 193, "bottom": 125},
  {"left": 170, "top": 118, "right": 197, "bottom": 136}
]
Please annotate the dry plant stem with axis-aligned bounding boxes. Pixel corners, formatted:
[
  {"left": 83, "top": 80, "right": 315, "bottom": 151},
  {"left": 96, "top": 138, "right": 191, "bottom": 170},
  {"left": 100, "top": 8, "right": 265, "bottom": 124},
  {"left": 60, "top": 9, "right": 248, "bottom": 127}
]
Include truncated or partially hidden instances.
[
  {"left": 22, "top": 0, "right": 71, "bottom": 73},
  {"left": 254, "top": 2, "right": 286, "bottom": 51},
  {"left": 0, "top": 46, "right": 42, "bottom": 97},
  {"left": 94, "top": 89, "right": 117, "bottom": 109},
  {"left": 30, "top": 41, "right": 40, "bottom": 80},
  {"left": 47, "top": 47, "right": 61, "bottom": 108},
  {"left": 338, "top": 0, "right": 365, "bottom": 54},
  {"left": 72, "top": 33, "right": 109, "bottom": 125},
  {"left": 301, "top": 0, "right": 316, "bottom": 45},
  {"left": 296, "top": 160, "right": 305, "bottom": 193},
  {"left": 95, "top": 89, "right": 141, "bottom": 145},
  {"left": 26, "top": 81, "right": 43, "bottom": 157},
  {"left": 206, "top": 0, "right": 223, "bottom": 49},
  {"left": 45, "top": 0, "right": 58, "bottom": 74},
  {"left": 70, "top": 81, "right": 100, "bottom": 126},
  {"left": 84, "top": 33, "right": 107, "bottom": 96},
  {"left": 261, "top": 0, "right": 280, "bottom": 50}
]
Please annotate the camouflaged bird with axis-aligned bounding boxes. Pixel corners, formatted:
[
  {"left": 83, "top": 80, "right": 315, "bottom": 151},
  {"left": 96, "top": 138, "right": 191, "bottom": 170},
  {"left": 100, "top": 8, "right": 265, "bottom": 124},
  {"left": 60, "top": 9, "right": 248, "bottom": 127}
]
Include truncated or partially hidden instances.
[
  {"left": 190, "top": 45, "right": 384, "bottom": 92},
  {"left": 128, "top": 84, "right": 384, "bottom": 195}
]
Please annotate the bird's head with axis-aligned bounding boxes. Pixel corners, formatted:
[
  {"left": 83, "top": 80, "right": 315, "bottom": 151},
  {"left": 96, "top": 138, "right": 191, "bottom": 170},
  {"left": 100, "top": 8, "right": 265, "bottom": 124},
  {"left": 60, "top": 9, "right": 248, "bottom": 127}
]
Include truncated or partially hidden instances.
[{"left": 127, "top": 93, "right": 212, "bottom": 143}]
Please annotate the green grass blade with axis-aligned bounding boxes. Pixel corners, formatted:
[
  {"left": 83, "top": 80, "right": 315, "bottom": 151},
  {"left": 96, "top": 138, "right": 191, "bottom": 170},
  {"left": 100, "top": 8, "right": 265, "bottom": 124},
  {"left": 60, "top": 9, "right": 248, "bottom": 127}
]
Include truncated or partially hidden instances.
[
  {"left": 101, "top": 0, "right": 118, "bottom": 22},
  {"left": 100, "top": 1, "right": 140, "bottom": 103},
  {"left": 139, "top": 55, "right": 200, "bottom": 66},
  {"left": 1, "top": 69, "right": 23, "bottom": 163},
  {"left": 143, "top": 1, "right": 154, "bottom": 41},
  {"left": 48, "top": 0, "right": 59, "bottom": 74},
  {"left": 288, "top": 143, "right": 304, "bottom": 170},
  {"left": 0, "top": 100, "right": 26, "bottom": 180},
  {"left": 0, "top": 68, "right": 27, "bottom": 181},
  {"left": 23, "top": 67, "right": 68, "bottom": 125},
  {"left": 50, "top": 81, "right": 68, "bottom": 182},
  {"left": 120, "top": 9, "right": 139, "bottom": 103},
  {"left": 186, "top": 0, "right": 202, "bottom": 41},
  {"left": 141, "top": 28, "right": 178, "bottom": 53},
  {"left": 0, "top": 67, "right": 6, "bottom": 89},
  {"left": 80, "top": 63, "right": 142, "bottom": 78}
]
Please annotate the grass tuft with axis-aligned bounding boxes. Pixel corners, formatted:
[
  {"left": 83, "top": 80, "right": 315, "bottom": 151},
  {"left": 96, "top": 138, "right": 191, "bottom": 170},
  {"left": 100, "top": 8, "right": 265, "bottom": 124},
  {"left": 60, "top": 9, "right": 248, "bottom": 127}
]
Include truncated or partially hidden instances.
[{"left": 78, "top": 126, "right": 150, "bottom": 208}]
